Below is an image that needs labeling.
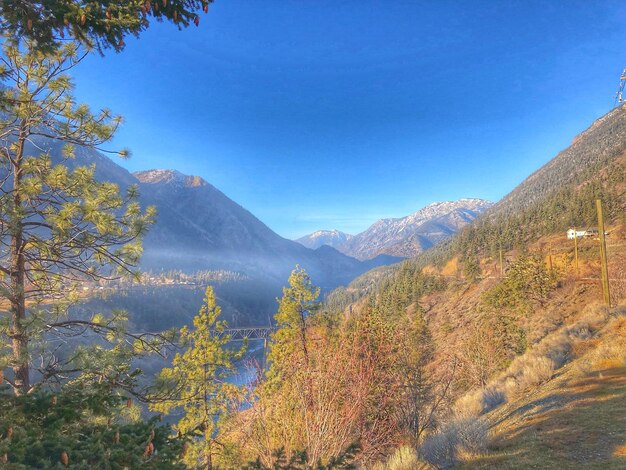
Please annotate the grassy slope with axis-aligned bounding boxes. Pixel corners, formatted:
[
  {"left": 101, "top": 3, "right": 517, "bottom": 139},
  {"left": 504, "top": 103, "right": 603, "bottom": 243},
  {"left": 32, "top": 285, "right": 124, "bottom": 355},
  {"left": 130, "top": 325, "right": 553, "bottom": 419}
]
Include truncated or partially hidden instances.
[
  {"left": 423, "top": 223, "right": 624, "bottom": 357},
  {"left": 459, "top": 346, "right": 626, "bottom": 469},
  {"left": 469, "top": 367, "right": 626, "bottom": 469}
]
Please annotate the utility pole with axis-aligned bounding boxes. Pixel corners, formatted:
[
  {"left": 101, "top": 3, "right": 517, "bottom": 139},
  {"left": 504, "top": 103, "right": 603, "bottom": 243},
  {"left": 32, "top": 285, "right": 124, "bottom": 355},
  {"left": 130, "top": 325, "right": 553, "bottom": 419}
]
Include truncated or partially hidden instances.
[
  {"left": 596, "top": 199, "right": 611, "bottom": 306},
  {"left": 573, "top": 226, "right": 579, "bottom": 276}
]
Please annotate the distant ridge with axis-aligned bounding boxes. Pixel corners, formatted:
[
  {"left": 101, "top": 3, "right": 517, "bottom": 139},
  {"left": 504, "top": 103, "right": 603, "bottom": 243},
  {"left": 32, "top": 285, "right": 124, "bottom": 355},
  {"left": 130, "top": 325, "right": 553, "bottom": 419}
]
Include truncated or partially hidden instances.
[
  {"left": 134, "top": 169, "right": 208, "bottom": 188},
  {"left": 296, "top": 230, "right": 354, "bottom": 250},
  {"left": 297, "top": 198, "right": 492, "bottom": 260}
]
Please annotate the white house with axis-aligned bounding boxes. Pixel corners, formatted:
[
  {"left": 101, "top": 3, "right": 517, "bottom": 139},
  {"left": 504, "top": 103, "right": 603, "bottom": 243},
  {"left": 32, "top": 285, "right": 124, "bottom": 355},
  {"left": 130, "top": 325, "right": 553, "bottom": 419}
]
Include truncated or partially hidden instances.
[{"left": 567, "top": 228, "right": 600, "bottom": 239}]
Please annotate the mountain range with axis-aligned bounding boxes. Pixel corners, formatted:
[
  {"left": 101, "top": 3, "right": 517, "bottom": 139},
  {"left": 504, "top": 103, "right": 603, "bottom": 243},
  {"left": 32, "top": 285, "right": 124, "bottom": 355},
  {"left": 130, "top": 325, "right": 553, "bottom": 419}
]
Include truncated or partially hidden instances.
[
  {"left": 31, "top": 141, "right": 401, "bottom": 292},
  {"left": 297, "top": 198, "right": 492, "bottom": 260}
]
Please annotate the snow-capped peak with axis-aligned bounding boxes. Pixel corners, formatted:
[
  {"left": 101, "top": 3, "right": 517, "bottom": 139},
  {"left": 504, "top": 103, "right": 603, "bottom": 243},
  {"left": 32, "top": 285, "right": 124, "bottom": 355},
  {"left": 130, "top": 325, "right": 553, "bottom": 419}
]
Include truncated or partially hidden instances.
[{"left": 134, "top": 169, "right": 208, "bottom": 188}]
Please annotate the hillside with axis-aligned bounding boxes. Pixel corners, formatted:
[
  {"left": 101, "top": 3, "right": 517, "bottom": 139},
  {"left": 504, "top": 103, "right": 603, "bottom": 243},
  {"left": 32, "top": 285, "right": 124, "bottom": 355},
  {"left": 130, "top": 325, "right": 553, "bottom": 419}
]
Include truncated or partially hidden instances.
[
  {"left": 426, "top": 104, "right": 626, "bottom": 269},
  {"left": 461, "top": 348, "right": 626, "bottom": 469},
  {"left": 329, "top": 105, "right": 626, "bottom": 468},
  {"left": 331, "top": 104, "right": 626, "bottom": 311}
]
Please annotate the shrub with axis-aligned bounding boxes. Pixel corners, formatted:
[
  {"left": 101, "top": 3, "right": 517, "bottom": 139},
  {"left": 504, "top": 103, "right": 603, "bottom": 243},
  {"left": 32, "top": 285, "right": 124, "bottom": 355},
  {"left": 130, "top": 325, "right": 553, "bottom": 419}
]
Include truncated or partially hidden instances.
[
  {"left": 517, "top": 356, "right": 556, "bottom": 388},
  {"left": 454, "top": 390, "right": 484, "bottom": 419},
  {"left": 481, "top": 386, "right": 507, "bottom": 413},
  {"left": 483, "top": 254, "right": 560, "bottom": 312},
  {"left": 585, "top": 316, "right": 626, "bottom": 369},
  {"left": 421, "top": 417, "right": 489, "bottom": 469},
  {"left": 457, "top": 418, "right": 489, "bottom": 455},
  {"left": 454, "top": 386, "right": 506, "bottom": 419},
  {"left": 371, "top": 446, "right": 422, "bottom": 470},
  {"left": 421, "top": 424, "right": 459, "bottom": 469}
]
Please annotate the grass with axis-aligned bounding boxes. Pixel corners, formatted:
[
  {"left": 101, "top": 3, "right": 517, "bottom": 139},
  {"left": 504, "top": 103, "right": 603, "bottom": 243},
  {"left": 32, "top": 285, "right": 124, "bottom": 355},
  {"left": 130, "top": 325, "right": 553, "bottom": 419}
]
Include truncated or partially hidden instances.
[
  {"left": 370, "top": 446, "right": 428, "bottom": 470},
  {"left": 456, "top": 365, "right": 626, "bottom": 469},
  {"left": 447, "top": 307, "right": 626, "bottom": 469}
]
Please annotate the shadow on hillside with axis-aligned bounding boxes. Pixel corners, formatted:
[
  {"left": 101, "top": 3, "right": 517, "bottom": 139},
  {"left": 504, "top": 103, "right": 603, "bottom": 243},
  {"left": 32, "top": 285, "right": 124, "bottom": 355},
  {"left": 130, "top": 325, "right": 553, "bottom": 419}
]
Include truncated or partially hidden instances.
[{"left": 468, "top": 368, "right": 626, "bottom": 468}]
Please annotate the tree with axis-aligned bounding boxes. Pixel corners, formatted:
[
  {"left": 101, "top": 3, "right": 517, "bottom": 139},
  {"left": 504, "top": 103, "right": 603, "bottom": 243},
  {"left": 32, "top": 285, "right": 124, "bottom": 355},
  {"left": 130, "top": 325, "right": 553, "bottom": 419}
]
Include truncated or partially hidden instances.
[
  {"left": 483, "top": 254, "right": 559, "bottom": 312},
  {"left": 264, "top": 266, "right": 320, "bottom": 392},
  {"left": 0, "top": 0, "right": 214, "bottom": 53},
  {"left": 150, "top": 286, "right": 245, "bottom": 470},
  {"left": 243, "top": 268, "right": 369, "bottom": 466},
  {"left": 0, "top": 41, "right": 155, "bottom": 395},
  {"left": 462, "top": 254, "right": 481, "bottom": 283},
  {"left": 0, "top": 374, "right": 185, "bottom": 468},
  {"left": 395, "top": 310, "right": 437, "bottom": 447}
]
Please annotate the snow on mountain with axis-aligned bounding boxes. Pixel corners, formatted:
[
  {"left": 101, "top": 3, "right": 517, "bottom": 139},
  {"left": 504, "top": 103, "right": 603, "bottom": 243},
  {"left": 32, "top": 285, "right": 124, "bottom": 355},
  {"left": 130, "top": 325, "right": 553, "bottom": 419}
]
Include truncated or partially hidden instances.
[
  {"left": 296, "top": 229, "right": 354, "bottom": 250},
  {"left": 302, "top": 198, "right": 493, "bottom": 260},
  {"left": 134, "top": 169, "right": 208, "bottom": 188}
]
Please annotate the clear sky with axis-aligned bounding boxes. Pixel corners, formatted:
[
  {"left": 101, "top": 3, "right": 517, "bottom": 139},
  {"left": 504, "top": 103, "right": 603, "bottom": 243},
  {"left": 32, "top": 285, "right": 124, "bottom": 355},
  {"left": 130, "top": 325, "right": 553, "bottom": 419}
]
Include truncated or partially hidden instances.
[{"left": 71, "top": 0, "right": 626, "bottom": 239}]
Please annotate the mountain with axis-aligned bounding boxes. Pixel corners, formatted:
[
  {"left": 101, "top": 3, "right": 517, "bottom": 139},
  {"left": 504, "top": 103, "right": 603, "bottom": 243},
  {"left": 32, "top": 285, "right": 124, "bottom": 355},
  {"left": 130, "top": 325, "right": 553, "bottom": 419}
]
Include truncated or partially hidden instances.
[
  {"left": 334, "top": 105, "right": 626, "bottom": 309},
  {"left": 333, "top": 107, "right": 626, "bottom": 468},
  {"left": 24, "top": 139, "right": 400, "bottom": 293},
  {"left": 131, "top": 169, "right": 402, "bottom": 289},
  {"left": 296, "top": 230, "right": 354, "bottom": 250},
  {"left": 300, "top": 198, "right": 492, "bottom": 260},
  {"left": 487, "top": 104, "right": 626, "bottom": 219}
]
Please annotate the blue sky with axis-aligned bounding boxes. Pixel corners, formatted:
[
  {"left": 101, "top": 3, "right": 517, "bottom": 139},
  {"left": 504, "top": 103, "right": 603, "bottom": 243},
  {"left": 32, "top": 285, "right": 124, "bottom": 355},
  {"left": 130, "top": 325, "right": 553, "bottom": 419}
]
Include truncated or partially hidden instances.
[{"left": 72, "top": 0, "right": 626, "bottom": 239}]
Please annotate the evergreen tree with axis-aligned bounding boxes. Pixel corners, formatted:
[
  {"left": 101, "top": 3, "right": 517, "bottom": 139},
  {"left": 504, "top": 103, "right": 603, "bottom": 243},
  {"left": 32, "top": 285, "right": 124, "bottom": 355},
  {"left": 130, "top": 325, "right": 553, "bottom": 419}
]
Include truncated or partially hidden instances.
[
  {"left": 151, "top": 286, "right": 245, "bottom": 470},
  {"left": 0, "top": 374, "right": 185, "bottom": 468},
  {"left": 0, "top": 0, "right": 214, "bottom": 53},
  {"left": 265, "top": 266, "right": 320, "bottom": 391},
  {"left": 395, "top": 310, "right": 436, "bottom": 447},
  {"left": 483, "top": 254, "right": 560, "bottom": 312},
  {"left": 0, "top": 41, "right": 155, "bottom": 395}
]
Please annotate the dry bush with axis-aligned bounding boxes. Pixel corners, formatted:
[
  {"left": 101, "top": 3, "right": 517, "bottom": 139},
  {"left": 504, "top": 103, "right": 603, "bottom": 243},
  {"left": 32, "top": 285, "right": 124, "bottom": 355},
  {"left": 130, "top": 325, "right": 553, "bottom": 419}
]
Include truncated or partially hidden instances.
[
  {"left": 574, "top": 303, "right": 612, "bottom": 332},
  {"left": 453, "top": 390, "right": 484, "bottom": 419},
  {"left": 515, "top": 356, "right": 556, "bottom": 389},
  {"left": 454, "top": 386, "right": 505, "bottom": 419},
  {"left": 584, "top": 316, "right": 626, "bottom": 370},
  {"left": 420, "top": 424, "right": 458, "bottom": 469},
  {"left": 370, "top": 446, "right": 426, "bottom": 470},
  {"left": 591, "top": 341, "right": 626, "bottom": 369},
  {"left": 481, "top": 386, "right": 506, "bottom": 413},
  {"left": 421, "top": 417, "right": 489, "bottom": 469}
]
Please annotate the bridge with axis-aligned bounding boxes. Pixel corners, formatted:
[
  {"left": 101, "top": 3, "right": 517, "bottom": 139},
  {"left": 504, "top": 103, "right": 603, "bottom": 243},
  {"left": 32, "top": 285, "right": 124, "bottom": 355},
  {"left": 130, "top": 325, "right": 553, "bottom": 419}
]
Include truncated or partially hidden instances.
[{"left": 211, "top": 326, "right": 277, "bottom": 341}]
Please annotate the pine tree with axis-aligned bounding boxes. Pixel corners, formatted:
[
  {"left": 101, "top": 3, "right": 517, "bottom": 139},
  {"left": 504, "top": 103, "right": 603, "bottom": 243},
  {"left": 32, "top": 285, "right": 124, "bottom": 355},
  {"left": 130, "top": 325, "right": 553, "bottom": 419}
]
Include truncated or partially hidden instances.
[
  {"left": 0, "top": 0, "right": 215, "bottom": 53},
  {"left": 0, "top": 41, "right": 155, "bottom": 395},
  {"left": 265, "top": 266, "right": 320, "bottom": 392},
  {"left": 151, "top": 286, "right": 245, "bottom": 470},
  {"left": 0, "top": 378, "right": 185, "bottom": 468},
  {"left": 395, "top": 309, "right": 438, "bottom": 447}
]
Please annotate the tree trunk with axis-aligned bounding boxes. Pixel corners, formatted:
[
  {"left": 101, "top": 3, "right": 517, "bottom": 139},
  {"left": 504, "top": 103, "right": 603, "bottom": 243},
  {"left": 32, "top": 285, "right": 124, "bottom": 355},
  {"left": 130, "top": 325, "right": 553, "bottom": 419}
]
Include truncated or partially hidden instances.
[
  {"left": 204, "top": 435, "right": 212, "bottom": 470},
  {"left": 9, "top": 131, "right": 29, "bottom": 396}
]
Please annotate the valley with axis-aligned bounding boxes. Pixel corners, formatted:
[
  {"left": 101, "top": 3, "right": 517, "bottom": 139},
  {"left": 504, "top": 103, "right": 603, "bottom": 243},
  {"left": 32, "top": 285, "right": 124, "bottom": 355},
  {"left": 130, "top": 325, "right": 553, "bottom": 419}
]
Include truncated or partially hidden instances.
[{"left": 1, "top": 4, "right": 626, "bottom": 468}]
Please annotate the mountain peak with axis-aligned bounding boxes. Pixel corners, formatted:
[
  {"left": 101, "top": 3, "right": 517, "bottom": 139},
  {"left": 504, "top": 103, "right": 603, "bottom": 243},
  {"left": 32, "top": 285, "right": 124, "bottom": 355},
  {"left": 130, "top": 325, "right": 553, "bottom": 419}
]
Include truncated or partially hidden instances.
[
  {"left": 420, "top": 198, "right": 492, "bottom": 211},
  {"left": 296, "top": 229, "right": 354, "bottom": 250},
  {"left": 310, "top": 229, "right": 351, "bottom": 237},
  {"left": 133, "top": 169, "right": 208, "bottom": 188},
  {"left": 323, "top": 197, "right": 493, "bottom": 260}
]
